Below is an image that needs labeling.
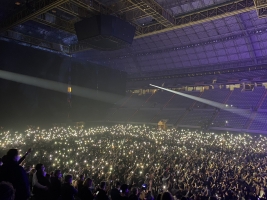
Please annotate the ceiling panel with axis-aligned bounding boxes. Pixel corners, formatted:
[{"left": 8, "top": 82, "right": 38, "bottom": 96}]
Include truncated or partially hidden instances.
[
  {"left": 216, "top": 26, "right": 230, "bottom": 34},
  {"left": 183, "top": 27, "right": 196, "bottom": 35},
  {"left": 191, "top": 1, "right": 203, "bottom": 9},
  {"left": 217, "top": 56, "right": 227, "bottom": 62},
  {"left": 213, "top": 43, "right": 224, "bottom": 49},
  {"left": 194, "top": 46, "right": 205, "bottom": 52},
  {"left": 196, "top": 52, "right": 207, "bottom": 59},
  {"left": 216, "top": 49, "right": 227, "bottom": 56},
  {"left": 203, "top": 22, "right": 215, "bottom": 30},
  {"left": 182, "top": 61, "right": 191, "bottom": 67},
  {"left": 190, "top": 60, "right": 200, "bottom": 65},
  {"left": 172, "top": 56, "right": 181, "bottom": 62},
  {"left": 237, "top": 45, "right": 249, "bottom": 52},
  {"left": 170, "top": 6, "right": 183, "bottom": 15},
  {"left": 208, "top": 57, "right": 218, "bottom": 63},
  {"left": 225, "top": 47, "right": 237, "bottom": 54},
  {"left": 199, "top": 59, "right": 209, "bottom": 65},
  {"left": 180, "top": 4, "right": 192, "bottom": 13},
  {"left": 166, "top": 32, "right": 178, "bottom": 38},
  {"left": 239, "top": 52, "right": 251, "bottom": 59},
  {"left": 206, "top": 50, "right": 216, "bottom": 57},
  {"left": 204, "top": 44, "right": 214, "bottom": 51},
  {"left": 228, "top": 54, "right": 239, "bottom": 61},
  {"left": 259, "top": 50, "right": 267, "bottom": 56},
  {"left": 185, "top": 48, "right": 196, "bottom": 54},
  {"left": 203, "top": 0, "right": 215, "bottom": 6},
  {"left": 207, "top": 29, "right": 219, "bottom": 37},
  {"left": 197, "top": 32, "right": 209, "bottom": 39},
  {"left": 254, "top": 50, "right": 263, "bottom": 57},
  {"left": 193, "top": 24, "right": 206, "bottom": 32}
]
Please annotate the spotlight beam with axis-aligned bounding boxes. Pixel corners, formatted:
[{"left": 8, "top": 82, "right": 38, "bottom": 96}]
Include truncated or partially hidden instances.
[
  {"left": 150, "top": 84, "right": 228, "bottom": 109},
  {"left": 0, "top": 70, "right": 122, "bottom": 104},
  {"left": 149, "top": 84, "right": 267, "bottom": 125}
]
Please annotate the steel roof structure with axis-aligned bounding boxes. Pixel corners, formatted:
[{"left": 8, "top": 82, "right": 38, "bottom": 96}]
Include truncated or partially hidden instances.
[{"left": 1, "top": 0, "right": 267, "bottom": 80}]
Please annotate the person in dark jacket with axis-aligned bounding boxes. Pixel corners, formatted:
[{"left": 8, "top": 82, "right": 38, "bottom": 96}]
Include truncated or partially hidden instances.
[
  {"left": 76, "top": 174, "right": 84, "bottom": 192},
  {"left": 0, "top": 149, "right": 30, "bottom": 200},
  {"left": 95, "top": 181, "right": 109, "bottom": 200},
  {"left": 61, "top": 174, "right": 78, "bottom": 200},
  {"left": 34, "top": 164, "right": 50, "bottom": 200},
  {"left": 50, "top": 169, "right": 62, "bottom": 200},
  {"left": 128, "top": 187, "right": 138, "bottom": 200},
  {"left": 120, "top": 184, "right": 129, "bottom": 200},
  {"left": 79, "top": 178, "right": 94, "bottom": 200},
  {"left": 110, "top": 181, "right": 121, "bottom": 200}
]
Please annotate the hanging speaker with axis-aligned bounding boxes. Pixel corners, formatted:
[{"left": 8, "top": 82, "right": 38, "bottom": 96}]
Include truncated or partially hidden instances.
[{"left": 74, "top": 15, "right": 136, "bottom": 51}]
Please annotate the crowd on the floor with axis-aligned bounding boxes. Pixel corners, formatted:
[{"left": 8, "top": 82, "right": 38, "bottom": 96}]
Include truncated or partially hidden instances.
[{"left": 0, "top": 125, "right": 267, "bottom": 200}]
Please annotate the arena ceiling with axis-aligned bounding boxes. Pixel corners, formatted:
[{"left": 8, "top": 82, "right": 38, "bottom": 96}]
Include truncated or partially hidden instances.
[{"left": 1, "top": 0, "right": 267, "bottom": 79}]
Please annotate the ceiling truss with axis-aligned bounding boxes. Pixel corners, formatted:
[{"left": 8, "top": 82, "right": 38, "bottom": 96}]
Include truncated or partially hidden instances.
[
  {"left": 126, "top": 0, "right": 175, "bottom": 27},
  {"left": 135, "top": 0, "right": 255, "bottom": 38},
  {"left": 254, "top": 0, "right": 267, "bottom": 17},
  {"left": 57, "top": 2, "right": 92, "bottom": 18},
  {"left": 0, "top": 0, "right": 69, "bottom": 32},
  {"left": 0, "top": 0, "right": 257, "bottom": 54},
  {"left": 34, "top": 13, "right": 76, "bottom": 33}
]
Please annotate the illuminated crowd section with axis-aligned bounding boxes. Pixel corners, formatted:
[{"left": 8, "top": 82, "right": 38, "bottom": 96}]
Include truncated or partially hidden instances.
[{"left": 1, "top": 125, "right": 267, "bottom": 183}]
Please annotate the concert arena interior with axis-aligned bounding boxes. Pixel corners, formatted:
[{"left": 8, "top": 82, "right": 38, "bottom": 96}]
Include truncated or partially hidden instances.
[{"left": 1, "top": 0, "right": 267, "bottom": 199}]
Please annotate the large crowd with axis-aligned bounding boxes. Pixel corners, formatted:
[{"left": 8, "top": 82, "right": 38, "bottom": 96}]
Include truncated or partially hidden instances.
[{"left": 0, "top": 124, "right": 267, "bottom": 200}]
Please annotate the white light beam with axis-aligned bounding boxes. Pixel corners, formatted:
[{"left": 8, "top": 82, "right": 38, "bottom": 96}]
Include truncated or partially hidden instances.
[
  {"left": 150, "top": 84, "right": 228, "bottom": 109},
  {"left": 149, "top": 84, "right": 266, "bottom": 126},
  {"left": 0, "top": 70, "right": 122, "bottom": 103}
]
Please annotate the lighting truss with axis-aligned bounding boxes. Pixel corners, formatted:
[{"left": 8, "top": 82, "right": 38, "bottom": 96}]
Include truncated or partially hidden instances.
[
  {"left": 70, "top": 0, "right": 114, "bottom": 14},
  {"left": 135, "top": 0, "right": 255, "bottom": 38},
  {"left": 126, "top": 0, "right": 175, "bottom": 27},
  {"left": 0, "top": 0, "right": 69, "bottom": 32},
  {"left": 58, "top": 2, "right": 92, "bottom": 18},
  {"left": 34, "top": 13, "right": 76, "bottom": 33},
  {"left": 254, "top": 0, "right": 267, "bottom": 17}
]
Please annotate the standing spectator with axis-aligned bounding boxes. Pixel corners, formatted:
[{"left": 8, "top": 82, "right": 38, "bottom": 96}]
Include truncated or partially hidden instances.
[
  {"left": 79, "top": 178, "right": 94, "bottom": 200},
  {"left": 50, "top": 169, "right": 62, "bottom": 200},
  {"left": 128, "top": 187, "right": 138, "bottom": 200},
  {"left": 146, "top": 191, "right": 154, "bottom": 200},
  {"left": 156, "top": 194, "right": 161, "bottom": 200},
  {"left": 0, "top": 149, "right": 30, "bottom": 200},
  {"left": 95, "top": 181, "right": 110, "bottom": 200},
  {"left": 161, "top": 192, "right": 173, "bottom": 200},
  {"left": 32, "top": 163, "right": 48, "bottom": 193},
  {"left": 76, "top": 174, "right": 85, "bottom": 192},
  {"left": 110, "top": 181, "right": 121, "bottom": 200},
  {"left": 61, "top": 174, "right": 78, "bottom": 200},
  {"left": 120, "top": 184, "right": 129, "bottom": 200},
  {"left": 29, "top": 168, "right": 36, "bottom": 191},
  {"left": 33, "top": 164, "right": 50, "bottom": 200}
]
